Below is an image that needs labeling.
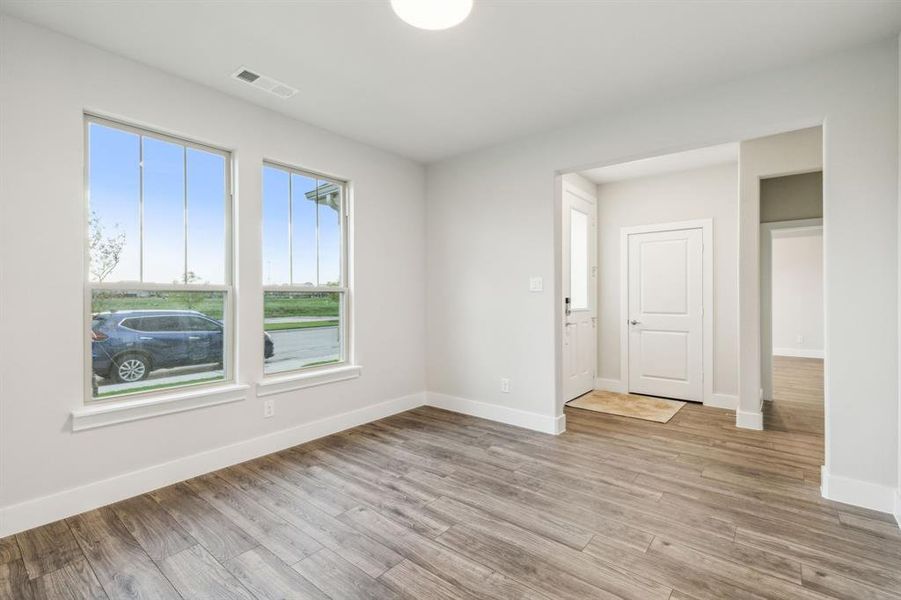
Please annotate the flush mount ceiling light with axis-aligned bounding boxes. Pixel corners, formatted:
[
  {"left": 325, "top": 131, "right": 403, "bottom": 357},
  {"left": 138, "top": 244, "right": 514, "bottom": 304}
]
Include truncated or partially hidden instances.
[{"left": 391, "top": 0, "right": 473, "bottom": 30}]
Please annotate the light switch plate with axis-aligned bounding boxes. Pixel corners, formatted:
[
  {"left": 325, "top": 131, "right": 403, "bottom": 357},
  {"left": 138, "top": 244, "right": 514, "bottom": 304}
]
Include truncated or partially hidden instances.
[{"left": 529, "top": 276, "right": 543, "bottom": 292}]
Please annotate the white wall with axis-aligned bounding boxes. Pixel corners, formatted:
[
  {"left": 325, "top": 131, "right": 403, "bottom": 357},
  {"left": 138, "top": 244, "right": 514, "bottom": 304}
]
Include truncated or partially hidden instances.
[
  {"left": 0, "top": 17, "right": 427, "bottom": 534},
  {"left": 427, "top": 39, "right": 898, "bottom": 511},
  {"left": 594, "top": 163, "right": 738, "bottom": 403},
  {"left": 772, "top": 231, "right": 824, "bottom": 357}
]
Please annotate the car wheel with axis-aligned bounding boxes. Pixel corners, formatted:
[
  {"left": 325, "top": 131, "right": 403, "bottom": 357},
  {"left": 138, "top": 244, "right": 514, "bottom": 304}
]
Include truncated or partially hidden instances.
[{"left": 112, "top": 353, "right": 150, "bottom": 383}]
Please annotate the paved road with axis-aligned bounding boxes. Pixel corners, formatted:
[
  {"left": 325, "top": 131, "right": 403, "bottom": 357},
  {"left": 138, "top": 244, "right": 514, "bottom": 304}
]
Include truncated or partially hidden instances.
[
  {"left": 266, "top": 326, "right": 340, "bottom": 372},
  {"left": 96, "top": 326, "right": 340, "bottom": 396}
]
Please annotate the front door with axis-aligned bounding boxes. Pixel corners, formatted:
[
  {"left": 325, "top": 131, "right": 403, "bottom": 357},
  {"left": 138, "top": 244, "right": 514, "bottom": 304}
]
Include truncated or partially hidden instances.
[
  {"left": 627, "top": 227, "right": 703, "bottom": 401},
  {"left": 562, "top": 183, "right": 597, "bottom": 401}
]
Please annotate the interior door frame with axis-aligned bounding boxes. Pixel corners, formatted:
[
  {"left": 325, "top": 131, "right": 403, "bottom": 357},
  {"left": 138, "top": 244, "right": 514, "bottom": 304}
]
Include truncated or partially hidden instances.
[
  {"left": 620, "top": 219, "right": 714, "bottom": 405},
  {"left": 759, "top": 218, "right": 823, "bottom": 401}
]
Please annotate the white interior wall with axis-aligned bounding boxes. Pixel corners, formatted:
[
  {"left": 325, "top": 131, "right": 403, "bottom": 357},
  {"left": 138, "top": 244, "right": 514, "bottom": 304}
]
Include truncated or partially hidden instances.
[
  {"left": 772, "top": 231, "right": 824, "bottom": 357},
  {"left": 0, "top": 16, "right": 427, "bottom": 535},
  {"left": 427, "top": 38, "right": 898, "bottom": 512},
  {"left": 593, "top": 163, "right": 739, "bottom": 405}
]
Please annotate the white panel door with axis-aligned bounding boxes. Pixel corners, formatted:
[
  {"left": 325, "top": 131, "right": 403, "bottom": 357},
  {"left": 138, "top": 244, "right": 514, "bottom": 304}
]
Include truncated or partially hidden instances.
[
  {"left": 628, "top": 228, "right": 702, "bottom": 401},
  {"left": 563, "top": 184, "right": 597, "bottom": 401}
]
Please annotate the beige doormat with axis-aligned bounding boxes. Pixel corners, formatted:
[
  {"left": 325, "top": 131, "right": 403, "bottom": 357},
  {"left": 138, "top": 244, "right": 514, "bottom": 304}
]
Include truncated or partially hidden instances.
[{"left": 567, "top": 390, "right": 686, "bottom": 423}]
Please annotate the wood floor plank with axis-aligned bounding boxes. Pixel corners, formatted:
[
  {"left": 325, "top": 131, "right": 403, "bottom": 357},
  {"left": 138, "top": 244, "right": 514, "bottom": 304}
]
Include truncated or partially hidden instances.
[
  {"left": 218, "top": 464, "right": 403, "bottom": 578},
  {"left": 32, "top": 558, "right": 107, "bottom": 600},
  {"left": 158, "top": 544, "right": 255, "bottom": 600},
  {"left": 15, "top": 520, "right": 82, "bottom": 580},
  {"left": 149, "top": 482, "right": 258, "bottom": 562},
  {"left": 379, "top": 559, "right": 482, "bottom": 600},
  {"left": 0, "top": 559, "right": 34, "bottom": 600},
  {"left": 224, "top": 546, "right": 329, "bottom": 600},
  {"left": 294, "top": 548, "right": 401, "bottom": 600},
  {"left": 341, "top": 505, "right": 549, "bottom": 600},
  {"left": 185, "top": 472, "right": 323, "bottom": 564},
  {"left": 67, "top": 507, "right": 180, "bottom": 599},
  {"left": 0, "top": 538, "right": 20, "bottom": 566},
  {"left": 110, "top": 494, "right": 196, "bottom": 562},
  {"left": 429, "top": 495, "right": 671, "bottom": 600}
]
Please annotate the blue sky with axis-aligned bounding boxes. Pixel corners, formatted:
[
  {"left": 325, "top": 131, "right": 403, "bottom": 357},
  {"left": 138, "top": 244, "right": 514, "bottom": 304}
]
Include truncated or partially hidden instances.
[
  {"left": 90, "top": 122, "right": 226, "bottom": 284},
  {"left": 90, "top": 122, "right": 341, "bottom": 287},
  {"left": 262, "top": 165, "right": 342, "bottom": 286}
]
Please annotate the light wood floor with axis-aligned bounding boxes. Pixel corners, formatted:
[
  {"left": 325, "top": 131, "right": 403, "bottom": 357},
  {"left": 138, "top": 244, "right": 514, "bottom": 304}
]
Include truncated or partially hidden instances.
[
  {"left": 4, "top": 393, "right": 900, "bottom": 599},
  {"left": 766, "top": 355, "right": 824, "bottom": 435}
]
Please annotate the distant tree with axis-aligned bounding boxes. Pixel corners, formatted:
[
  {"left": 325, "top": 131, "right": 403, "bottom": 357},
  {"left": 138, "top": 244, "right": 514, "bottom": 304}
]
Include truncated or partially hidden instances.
[
  {"left": 172, "top": 271, "right": 204, "bottom": 312},
  {"left": 90, "top": 212, "right": 126, "bottom": 314},
  {"left": 89, "top": 211, "right": 126, "bottom": 283}
]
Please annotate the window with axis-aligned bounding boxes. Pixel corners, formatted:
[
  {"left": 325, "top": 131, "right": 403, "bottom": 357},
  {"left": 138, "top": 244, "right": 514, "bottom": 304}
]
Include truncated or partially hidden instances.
[
  {"left": 86, "top": 116, "right": 232, "bottom": 400},
  {"left": 262, "top": 163, "right": 348, "bottom": 375}
]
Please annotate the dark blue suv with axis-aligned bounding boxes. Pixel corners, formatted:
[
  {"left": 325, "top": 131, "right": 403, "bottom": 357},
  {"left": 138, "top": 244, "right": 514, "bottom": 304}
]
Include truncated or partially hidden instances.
[{"left": 92, "top": 310, "right": 274, "bottom": 383}]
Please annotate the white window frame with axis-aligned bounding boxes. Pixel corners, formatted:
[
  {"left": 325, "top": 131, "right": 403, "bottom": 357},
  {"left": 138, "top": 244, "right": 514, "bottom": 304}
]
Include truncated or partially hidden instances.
[
  {"left": 260, "top": 160, "right": 352, "bottom": 380},
  {"left": 82, "top": 114, "right": 236, "bottom": 405}
]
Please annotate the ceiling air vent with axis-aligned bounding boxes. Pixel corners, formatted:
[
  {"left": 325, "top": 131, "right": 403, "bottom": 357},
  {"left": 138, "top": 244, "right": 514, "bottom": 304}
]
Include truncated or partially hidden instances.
[{"left": 231, "top": 67, "right": 298, "bottom": 99}]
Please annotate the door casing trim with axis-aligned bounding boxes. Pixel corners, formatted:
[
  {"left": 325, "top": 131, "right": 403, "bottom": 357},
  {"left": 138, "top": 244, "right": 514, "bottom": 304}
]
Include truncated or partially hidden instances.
[{"left": 619, "top": 219, "right": 714, "bottom": 405}]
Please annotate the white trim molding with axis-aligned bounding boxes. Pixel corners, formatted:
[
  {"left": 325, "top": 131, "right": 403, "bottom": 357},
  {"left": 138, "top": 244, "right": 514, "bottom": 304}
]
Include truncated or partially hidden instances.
[
  {"left": 894, "top": 490, "right": 901, "bottom": 529},
  {"left": 257, "top": 365, "right": 363, "bottom": 397},
  {"left": 707, "top": 393, "right": 738, "bottom": 410},
  {"left": 5, "top": 391, "right": 424, "bottom": 537},
  {"left": 427, "top": 392, "right": 565, "bottom": 435},
  {"left": 821, "top": 466, "right": 897, "bottom": 514},
  {"left": 619, "top": 219, "right": 714, "bottom": 406},
  {"left": 736, "top": 409, "right": 763, "bottom": 430},
  {"left": 773, "top": 348, "right": 825, "bottom": 359},
  {"left": 72, "top": 383, "right": 250, "bottom": 431}
]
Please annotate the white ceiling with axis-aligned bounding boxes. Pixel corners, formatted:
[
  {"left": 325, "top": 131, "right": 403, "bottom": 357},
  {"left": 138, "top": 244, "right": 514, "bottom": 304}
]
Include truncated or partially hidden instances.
[
  {"left": 2, "top": 1, "right": 901, "bottom": 163},
  {"left": 580, "top": 143, "right": 739, "bottom": 184}
]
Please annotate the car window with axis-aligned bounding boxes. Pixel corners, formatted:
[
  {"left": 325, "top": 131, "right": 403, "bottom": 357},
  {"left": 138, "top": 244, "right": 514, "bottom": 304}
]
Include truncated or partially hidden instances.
[
  {"left": 122, "top": 316, "right": 182, "bottom": 332},
  {"left": 119, "top": 317, "right": 146, "bottom": 331},
  {"left": 181, "top": 316, "right": 221, "bottom": 332},
  {"left": 149, "top": 316, "right": 183, "bottom": 331}
]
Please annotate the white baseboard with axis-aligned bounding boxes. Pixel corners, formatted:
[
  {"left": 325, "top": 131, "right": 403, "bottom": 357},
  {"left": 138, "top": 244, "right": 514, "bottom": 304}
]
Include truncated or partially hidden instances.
[
  {"left": 894, "top": 490, "right": 901, "bottom": 529},
  {"left": 594, "top": 378, "right": 627, "bottom": 393},
  {"left": 0, "top": 392, "right": 426, "bottom": 537},
  {"left": 820, "top": 466, "right": 897, "bottom": 514},
  {"left": 773, "top": 348, "right": 825, "bottom": 359},
  {"left": 736, "top": 409, "right": 763, "bottom": 430},
  {"left": 426, "top": 392, "right": 565, "bottom": 435},
  {"left": 706, "top": 393, "right": 738, "bottom": 410}
]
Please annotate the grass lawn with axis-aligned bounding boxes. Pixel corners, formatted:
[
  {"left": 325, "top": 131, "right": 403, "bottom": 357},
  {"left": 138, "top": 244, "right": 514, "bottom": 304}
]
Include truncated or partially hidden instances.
[
  {"left": 95, "top": 375, "right": 224, "bottom": 398},
  {"left": 92, "top": 291, "right": 340, "bottom": 321},
  {"left": 264, "top": 320, "right": 339, "bottom": 331}
]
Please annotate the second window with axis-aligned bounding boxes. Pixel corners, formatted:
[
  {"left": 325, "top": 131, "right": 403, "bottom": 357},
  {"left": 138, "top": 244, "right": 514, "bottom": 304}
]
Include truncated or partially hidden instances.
[{"left": 262, "top": 163, "right": 348, "bottom": 374}]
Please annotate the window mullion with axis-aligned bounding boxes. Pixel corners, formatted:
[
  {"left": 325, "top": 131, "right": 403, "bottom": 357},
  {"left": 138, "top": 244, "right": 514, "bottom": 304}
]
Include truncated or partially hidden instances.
[
  {"left": 288, "top": 172, "right": 294, "bottom": 286},
  {"left": 139, "top": 135, "right": 145, "bottom": 283},
  {"left": 183, "top": 146, "right": 188, "bottom": 285}
]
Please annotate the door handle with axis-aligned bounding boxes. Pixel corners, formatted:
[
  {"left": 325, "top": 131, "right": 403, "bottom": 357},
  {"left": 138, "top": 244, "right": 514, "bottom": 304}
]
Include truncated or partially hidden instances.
[
  {"left": 629, "top": 320, "right": 641, "bottom": 325},
  {"left": 139, "top": 336, "right": 153, "bottom": 340},
  {"left": 188, "top": 336, "right": 201, "bottom": 340}
]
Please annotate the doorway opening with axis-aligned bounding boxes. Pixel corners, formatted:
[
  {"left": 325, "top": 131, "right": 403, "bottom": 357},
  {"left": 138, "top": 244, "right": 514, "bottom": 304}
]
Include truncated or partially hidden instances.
[
  {"left": 558, "top": 143, "right": 737, "bottom": 420},
  {"left": 759, "top": 173, "right": 824, "bottom": 436}
]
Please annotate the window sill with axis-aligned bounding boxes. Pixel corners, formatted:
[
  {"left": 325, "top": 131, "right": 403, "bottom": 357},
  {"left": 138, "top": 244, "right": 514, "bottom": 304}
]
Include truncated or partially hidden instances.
[
  {"left": 71, "top": 383, "right": 249, "bottom": 432},
  {"left": 256, "top": 364, "right": 362, "bottom": 397}
]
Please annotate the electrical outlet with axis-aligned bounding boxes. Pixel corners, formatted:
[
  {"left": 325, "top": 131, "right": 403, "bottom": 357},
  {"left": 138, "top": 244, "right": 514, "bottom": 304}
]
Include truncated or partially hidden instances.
[
  {"left": 796, "top": 334, "right": 804, "bottom": 344},
  {"left": 500, "top": 378, "right": 511, "bottom": 393},
  {"left": 263, "top": 399, "right": 275, "bottom": 418}
]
